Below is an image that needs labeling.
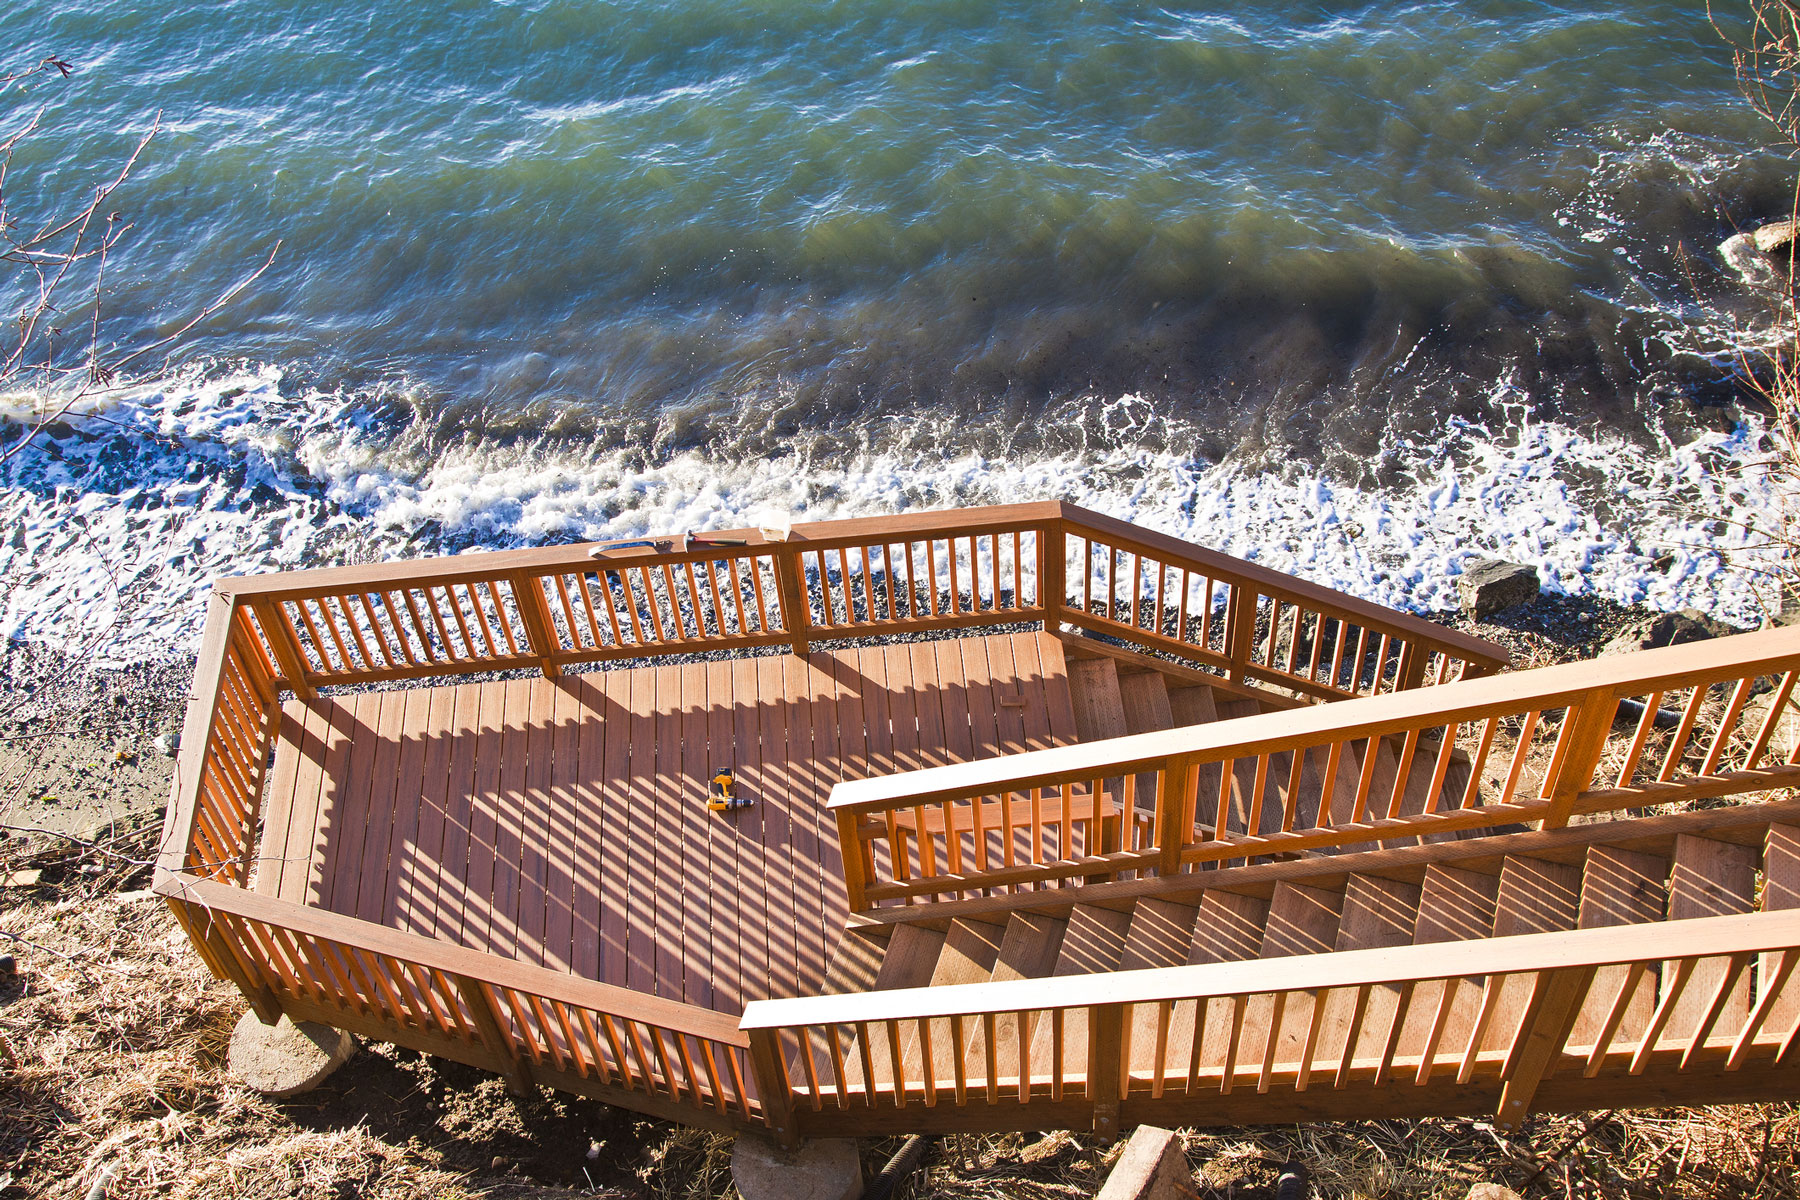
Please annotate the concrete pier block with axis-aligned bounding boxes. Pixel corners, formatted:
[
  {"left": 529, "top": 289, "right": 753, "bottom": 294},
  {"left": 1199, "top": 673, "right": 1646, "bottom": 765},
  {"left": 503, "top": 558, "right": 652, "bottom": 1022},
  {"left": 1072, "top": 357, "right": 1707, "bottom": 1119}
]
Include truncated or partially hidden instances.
[
  {"left": 228, "top": 1010, "right": 355, "bottom": 1098},
  {"left": 731, "top": 1135, "right": 862, "bottom": 1200}
]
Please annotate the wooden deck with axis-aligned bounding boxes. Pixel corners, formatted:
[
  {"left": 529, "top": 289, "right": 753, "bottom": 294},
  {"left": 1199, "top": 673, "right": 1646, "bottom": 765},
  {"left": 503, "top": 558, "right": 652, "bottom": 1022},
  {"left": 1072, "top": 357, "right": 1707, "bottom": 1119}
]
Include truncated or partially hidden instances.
[{"left": 252, "top": 630, "right": 1078, "bottom": 1016}]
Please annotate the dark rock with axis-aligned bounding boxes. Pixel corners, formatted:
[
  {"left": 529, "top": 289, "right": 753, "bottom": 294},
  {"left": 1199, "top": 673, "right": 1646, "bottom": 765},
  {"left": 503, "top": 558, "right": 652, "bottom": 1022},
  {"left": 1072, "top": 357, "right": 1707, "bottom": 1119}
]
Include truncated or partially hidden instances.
[
  {"left": 1456, "top": 559, "right": 1540, "bottom": 618},
  {"left": 0, "top": 954, "right": 14, "bottom": 975},
  {"left": 1602, "top": 608, "right": 1740, "bottom": 656}
]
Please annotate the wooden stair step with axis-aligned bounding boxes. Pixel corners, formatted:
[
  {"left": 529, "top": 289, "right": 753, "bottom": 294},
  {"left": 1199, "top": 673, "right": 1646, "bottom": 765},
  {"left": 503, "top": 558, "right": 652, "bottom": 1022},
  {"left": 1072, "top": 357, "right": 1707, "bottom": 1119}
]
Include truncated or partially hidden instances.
[
  {"left": 1121, "top": 899, "right": 1200, "bottom": 971},
  {"left": 1665, "top": 834, "right": 1757, "bottom": 1045},
  {"left": 979, "top": 913, "right": 1069, "bottom": 1087},
  {"left": 1570, "top": 847, "right": 1668, "bottom": 1048},
  {"left": 1404, "top": 865, "right": 1502, "bottom": 1059},
  {"left": 820, "top": 929, "right": 886, "bottom": 995},
  {"left": 1183, "top": 891, "right": 1271, "bottom": 1079},
  {"left": 1761, "top": 825, "right": 1800, "bottom": 1035},
  {"left": 1329, "top": 876, "right": 1423, "bottom": 1068},
  {"left": 852, "top": 923, "right": 947, "bottom": 1092},
  {"left": 1262, "top": 882, "right": 1345, "bottom": 958},
  {"left": 919, "top": 919, "right": 1007, "bottom": 1083},
  {"left": 1031, "top": 904, "right": 1135, "bottom": 1073},
  {"left": 1254, "top": 882, "right": 1345, "bottom": 1070},
  {"left": 1119, "top": 671, "right": 1176, "bottom": 827},
  {"left": 1068, "top": 658, "right": 1131, "bottom": 742},
  {"left": 1168, "top": 684, "right": 1219, "bottom": 727},
  {"left": 1486, "top": 855, "right": 1583, "bottom": 1055},
  {"left": 1122, "top": 899, "right": 1200, "bottom": 1073}
]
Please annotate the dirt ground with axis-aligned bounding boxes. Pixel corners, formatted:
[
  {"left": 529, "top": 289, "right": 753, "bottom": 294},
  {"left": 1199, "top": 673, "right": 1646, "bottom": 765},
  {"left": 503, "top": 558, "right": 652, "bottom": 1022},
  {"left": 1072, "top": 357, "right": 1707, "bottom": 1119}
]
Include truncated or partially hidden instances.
[{"left": 4, "top": 596, "right": 1799, "bottom": 1199}]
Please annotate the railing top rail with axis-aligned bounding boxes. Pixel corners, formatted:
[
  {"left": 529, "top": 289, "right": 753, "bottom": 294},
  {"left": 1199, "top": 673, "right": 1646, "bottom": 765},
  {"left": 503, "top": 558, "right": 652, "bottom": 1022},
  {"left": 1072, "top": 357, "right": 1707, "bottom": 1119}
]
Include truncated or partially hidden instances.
[
  {"left": 1054, "top": 503, "right": 1508, "bottom": 668},
  {"left": 155, "top": 589, "right": 240, "bottom": 878},
  {"left": 216, "top": 503, "right": 1067, "bottom": 599},
  {"left": 828, "top": 623, "right": 1800, "bottom": 812},
  {"left": 741, "top": 906, "right": 1800, "bottom": 1030},
  {"left": 159, "top": 873, "right": 750, "bottom": 1047}
]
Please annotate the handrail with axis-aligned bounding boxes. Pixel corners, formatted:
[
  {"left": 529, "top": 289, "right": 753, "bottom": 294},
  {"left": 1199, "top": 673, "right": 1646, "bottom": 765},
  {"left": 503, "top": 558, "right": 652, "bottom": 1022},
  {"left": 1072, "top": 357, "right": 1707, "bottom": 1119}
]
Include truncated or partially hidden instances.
[
  {"left": 739, "top": 907, "right": 1800, "bottom": 1135},
  {"left": 831, "top": 625, "right": 1800, "bottom": 907},
  {"left": 742, "top": 907, "right": 1800, "bottom": 1026}
]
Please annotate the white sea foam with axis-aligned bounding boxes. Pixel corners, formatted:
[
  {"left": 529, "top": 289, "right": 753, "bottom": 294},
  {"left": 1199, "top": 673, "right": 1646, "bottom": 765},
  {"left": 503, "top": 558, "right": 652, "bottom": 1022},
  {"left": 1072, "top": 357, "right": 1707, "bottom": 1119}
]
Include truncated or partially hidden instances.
[{"left": 0, "top": 363, "right": 1783, "bottom": 663}]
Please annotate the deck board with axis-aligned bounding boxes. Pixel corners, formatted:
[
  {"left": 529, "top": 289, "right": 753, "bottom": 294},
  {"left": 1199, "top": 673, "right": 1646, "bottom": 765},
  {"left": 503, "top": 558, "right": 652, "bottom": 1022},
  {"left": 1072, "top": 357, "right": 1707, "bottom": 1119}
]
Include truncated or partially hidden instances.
[{"left": 271, "top": 631, "right": 1077, "bottom": 1016}]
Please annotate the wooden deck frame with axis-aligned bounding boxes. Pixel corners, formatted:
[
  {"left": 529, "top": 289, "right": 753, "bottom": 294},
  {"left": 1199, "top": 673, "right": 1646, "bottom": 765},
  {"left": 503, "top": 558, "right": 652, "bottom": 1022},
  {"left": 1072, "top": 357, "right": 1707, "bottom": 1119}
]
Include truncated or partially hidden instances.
[{"left": 156, "top": 503, "right": 1510, "bottom": 1139}]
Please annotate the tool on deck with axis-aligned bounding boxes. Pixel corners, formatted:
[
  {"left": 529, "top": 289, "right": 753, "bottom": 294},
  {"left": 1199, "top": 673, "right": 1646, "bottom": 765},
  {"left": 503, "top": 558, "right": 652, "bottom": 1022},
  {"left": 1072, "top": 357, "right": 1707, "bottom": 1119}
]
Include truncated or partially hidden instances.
[
  {"left": 707, "top": 767, "right": 750, "bottom": 811},
  {"left": 588, "top": 538, "right": 675, "bottom": 559}
]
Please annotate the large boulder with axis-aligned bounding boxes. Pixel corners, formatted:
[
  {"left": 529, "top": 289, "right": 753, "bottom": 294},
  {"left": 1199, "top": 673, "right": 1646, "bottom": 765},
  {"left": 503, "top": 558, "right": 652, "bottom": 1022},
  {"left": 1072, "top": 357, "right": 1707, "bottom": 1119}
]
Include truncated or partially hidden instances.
[{"left": 1456, "top": 559, "right": 1540, "bottom": 619}]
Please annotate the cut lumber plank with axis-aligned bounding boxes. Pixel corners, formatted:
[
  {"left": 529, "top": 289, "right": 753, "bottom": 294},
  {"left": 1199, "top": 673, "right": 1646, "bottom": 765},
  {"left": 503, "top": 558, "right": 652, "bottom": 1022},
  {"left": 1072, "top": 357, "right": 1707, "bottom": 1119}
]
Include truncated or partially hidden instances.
[
  {"left": 1122, "top": 899, "right": 1200, "bottom": 1074},
  {"left": 1664, "top": 834, "right": 1756, "bottom": 1046}
]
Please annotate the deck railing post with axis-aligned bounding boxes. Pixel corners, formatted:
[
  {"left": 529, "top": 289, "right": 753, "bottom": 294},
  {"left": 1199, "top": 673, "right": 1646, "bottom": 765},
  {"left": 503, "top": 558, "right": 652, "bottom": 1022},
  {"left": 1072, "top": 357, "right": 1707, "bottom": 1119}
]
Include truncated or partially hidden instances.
[
  {"left": 1089, "top": 1002, "right": 1126, "bottom": 1141},
  {"left": 184, "top": 904, "right": 284, "bottom": 1025},
  {"left": 838, "top": 808, "right": 869, "bottom": 912},
  {"left": 249, "top": 598, "right": 317, "bottom": 700},
  {"left": 1039, "top": 519, "right": 1066, "bottom": 633},
  {"left": 454, "top": 974, "right": 537, "bottom": 1096},
  {"left": 1495, "top": 965, "right": 1595, "bottom": 1131},
  {"left": 1156, "top": 756, "right": 1196, "bottom": 877},
  {"left": 748, "top": 1028, "right": 800, "bottom": 1148},
  {"left": 1395, "top": 642, "right": 1426, "bottom": 693},
  {"left": 1541, "top": 688, "right": 1620, "bottom": 829},
  {"left": 508, "top": 573, "right": 564, "bottom": 678},
  {"left": 771, "top": 543, "right": 812, "bottom": 656},
  {"left": 1224, "top": 586, "right": 1259, "bottom": 685}
]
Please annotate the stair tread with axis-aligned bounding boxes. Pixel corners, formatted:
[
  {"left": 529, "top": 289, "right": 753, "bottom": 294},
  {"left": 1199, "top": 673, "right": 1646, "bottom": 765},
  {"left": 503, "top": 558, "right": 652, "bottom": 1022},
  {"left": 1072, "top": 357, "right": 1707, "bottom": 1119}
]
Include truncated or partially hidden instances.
[
  {"left": 1215, "top": 698, "right": 1265, "bottom": 722},
  {"left": 1578, "top": 847, "right": 1668, "bottom": 929},
  {"left": 1068, "top": 658, "right": 1131, "bottom": 742},
  {"left": 1262, "top": 882, "right": 1344, "bottom": 958},
  {"left": 991, "top": 913, "right": 1068, "bottom": 982},
  {"left": 1415, "top": 864, "right": 1501, "bottom": 943},
  {"left": 1168, "top": 684, "right": 1219, "bottom": 727},
  {"left": 1760, "top": 826, "right": 1800, "bottom": 1034},
  {"left": 820, "top": 930, "right": 886, "bottom": 995},
  {"left": 874, "top": 925, "right": 947, "bottom": 990},
  {"left": 930, "top": 920, "right": 1007, "bottom": 987},
  {"left": 1189, "top": 891, "right": 1271, "bottom": 964},
  {"left": 1054, "top": 904, "right": 1134, "bottom": 975},
  {"left": 1336, "top": 876, "right": 1422, "bottom": 951},
  {"left": 1665, "top": 834, "right": 1757, "bottom": 1044},
  {"left": 1494, "top": 856, "right": 1582, "bottom": 936},
  {"left": 1121, "top": 898, "right": 1200, "bottom": 970},
  {"left": 1118, "top": 670, "right": 1176, "bottom": 733}
]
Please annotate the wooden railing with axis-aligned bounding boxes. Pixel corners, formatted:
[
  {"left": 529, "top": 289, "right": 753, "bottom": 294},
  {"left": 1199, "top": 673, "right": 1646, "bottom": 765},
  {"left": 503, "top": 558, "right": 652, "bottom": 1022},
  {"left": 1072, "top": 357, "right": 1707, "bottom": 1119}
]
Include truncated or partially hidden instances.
[
  {"left": 155, "top": 501, "right": 1503, "bottom": 1134},
  {"left": 741, "top": 908, "right": 1800, "bottom": 1139},
  {"left": 213, "top": 502, "right": 1500, "bottom": 700},
  {"left": 833, "top": 625, "right": 1800, "bottom": 908},
  {"left": 157, "top": 875, "right": 768, "bottom": 1133}
]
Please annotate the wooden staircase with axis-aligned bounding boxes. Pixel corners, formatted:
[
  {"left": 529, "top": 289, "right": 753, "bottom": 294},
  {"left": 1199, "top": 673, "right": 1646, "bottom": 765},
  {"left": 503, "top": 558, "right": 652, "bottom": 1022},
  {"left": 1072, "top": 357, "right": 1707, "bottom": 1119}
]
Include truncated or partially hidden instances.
[{"left": 792, "top": 797, "right": 1800, "bottom": 1132}]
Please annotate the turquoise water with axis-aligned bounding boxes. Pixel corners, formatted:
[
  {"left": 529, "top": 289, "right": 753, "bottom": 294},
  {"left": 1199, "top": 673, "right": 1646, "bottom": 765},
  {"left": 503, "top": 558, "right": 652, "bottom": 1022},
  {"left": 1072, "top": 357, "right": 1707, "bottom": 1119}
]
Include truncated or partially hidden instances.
[{"left": 0, "top": 2, "right": 1790, "bottom": 651}]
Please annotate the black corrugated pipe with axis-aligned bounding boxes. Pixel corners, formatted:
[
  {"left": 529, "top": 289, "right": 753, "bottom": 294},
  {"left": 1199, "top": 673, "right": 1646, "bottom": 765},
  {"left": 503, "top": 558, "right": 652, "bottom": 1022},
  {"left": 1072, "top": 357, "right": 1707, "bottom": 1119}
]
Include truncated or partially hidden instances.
[
  {"left": 864, "top": 1134, "right": 937, "bottom": 1200},
  {"left": 1276, "top": 1159, "right": 1309, "bottom": 1200}
]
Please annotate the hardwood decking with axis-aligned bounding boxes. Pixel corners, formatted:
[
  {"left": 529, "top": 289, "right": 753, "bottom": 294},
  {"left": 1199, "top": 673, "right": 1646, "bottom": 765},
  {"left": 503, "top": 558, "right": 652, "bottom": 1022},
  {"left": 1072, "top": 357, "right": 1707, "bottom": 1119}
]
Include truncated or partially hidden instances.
[{"left": 252, "top": 630, "right": 1078, "bottom": 1016}]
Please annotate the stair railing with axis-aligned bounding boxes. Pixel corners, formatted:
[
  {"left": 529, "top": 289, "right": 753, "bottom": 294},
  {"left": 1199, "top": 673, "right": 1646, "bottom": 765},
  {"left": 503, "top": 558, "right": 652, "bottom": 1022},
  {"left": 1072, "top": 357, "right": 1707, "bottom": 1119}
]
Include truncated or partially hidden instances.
[
  {"left": 740, "top": 907, "right": 1800, "bottom": 1140},
  {"left": 832, "top": 626, "right": 1800, "bottom": 909}
]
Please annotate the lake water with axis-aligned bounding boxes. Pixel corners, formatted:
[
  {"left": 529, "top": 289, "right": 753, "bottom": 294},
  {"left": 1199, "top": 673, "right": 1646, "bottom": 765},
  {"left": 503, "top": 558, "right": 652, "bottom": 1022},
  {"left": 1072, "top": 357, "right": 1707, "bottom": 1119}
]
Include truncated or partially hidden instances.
[{"left": 0, "top": 0, "right": 1788, "bottom": 654}]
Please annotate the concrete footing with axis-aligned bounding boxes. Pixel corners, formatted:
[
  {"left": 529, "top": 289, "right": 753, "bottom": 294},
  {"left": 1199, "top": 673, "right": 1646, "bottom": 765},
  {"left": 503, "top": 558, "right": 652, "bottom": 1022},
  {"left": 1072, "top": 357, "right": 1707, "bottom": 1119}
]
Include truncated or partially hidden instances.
[
  {"left": 228, "top": 1010, "right": 356, "bottom": 1098},
  {"left": 1097, "top": 1125, "right": 1197, "bottom": 1200},
  {"left": 730, "top": 1134, "right": 862, "bottom": 1200}
]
